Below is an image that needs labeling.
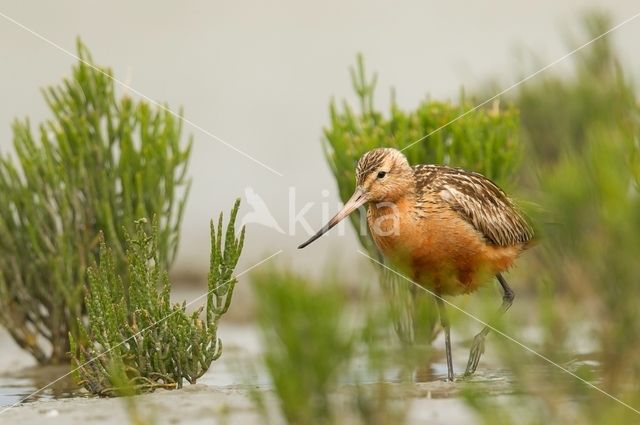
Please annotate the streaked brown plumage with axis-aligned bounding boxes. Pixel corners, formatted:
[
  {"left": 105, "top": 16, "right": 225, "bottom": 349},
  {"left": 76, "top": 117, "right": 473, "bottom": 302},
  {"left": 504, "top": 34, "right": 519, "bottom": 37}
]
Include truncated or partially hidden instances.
[{"left": 299, "top": 147, "right": 534, "bottom": 381}]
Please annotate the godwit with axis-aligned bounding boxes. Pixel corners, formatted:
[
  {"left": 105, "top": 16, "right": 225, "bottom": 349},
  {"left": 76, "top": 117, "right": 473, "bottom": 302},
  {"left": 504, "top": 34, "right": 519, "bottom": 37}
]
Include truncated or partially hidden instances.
[{"left": 298, "top": 147, "right": 534, "bottom": 381}]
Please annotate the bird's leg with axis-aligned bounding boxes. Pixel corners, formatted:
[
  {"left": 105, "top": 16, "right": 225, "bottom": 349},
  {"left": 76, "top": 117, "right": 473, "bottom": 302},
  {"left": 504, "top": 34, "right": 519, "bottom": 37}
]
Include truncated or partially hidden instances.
[
  {"left": 464, "top": 273, "right": 514, "bottom": 376},
  {"left": 435, "top": 296, "right": 455, "bottom": 381}
]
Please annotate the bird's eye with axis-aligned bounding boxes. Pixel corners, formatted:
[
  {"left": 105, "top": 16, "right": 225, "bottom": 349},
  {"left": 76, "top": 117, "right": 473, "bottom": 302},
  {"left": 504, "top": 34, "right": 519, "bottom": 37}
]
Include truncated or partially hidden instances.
[{"left": 377, "top": 171, "right": 387, "bottom": 179}]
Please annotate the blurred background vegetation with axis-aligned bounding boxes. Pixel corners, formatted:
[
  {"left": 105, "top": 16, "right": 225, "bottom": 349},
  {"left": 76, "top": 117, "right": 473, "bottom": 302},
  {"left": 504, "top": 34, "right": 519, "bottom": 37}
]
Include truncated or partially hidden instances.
[{"left": 462, "top": 12, "right": 640, "bottom": 424}]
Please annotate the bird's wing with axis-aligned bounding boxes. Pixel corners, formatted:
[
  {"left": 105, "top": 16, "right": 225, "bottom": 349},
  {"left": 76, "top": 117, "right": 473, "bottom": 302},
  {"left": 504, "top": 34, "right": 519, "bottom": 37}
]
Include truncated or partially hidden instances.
[{"left": 414, "top": 165, "right": 534, "bottom": 246}]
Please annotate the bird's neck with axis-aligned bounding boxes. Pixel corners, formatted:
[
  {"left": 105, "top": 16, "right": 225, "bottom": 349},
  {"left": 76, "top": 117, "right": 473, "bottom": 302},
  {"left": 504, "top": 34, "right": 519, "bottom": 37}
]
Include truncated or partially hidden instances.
[{"left": 368, "top": 188, "right": 417, "bottom": 216}]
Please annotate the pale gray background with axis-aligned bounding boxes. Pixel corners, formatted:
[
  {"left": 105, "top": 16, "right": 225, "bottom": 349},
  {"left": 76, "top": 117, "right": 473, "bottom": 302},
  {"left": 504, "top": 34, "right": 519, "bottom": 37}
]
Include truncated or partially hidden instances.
[{"left": 1, "top": 1, "right": 639, "bottom": 278}]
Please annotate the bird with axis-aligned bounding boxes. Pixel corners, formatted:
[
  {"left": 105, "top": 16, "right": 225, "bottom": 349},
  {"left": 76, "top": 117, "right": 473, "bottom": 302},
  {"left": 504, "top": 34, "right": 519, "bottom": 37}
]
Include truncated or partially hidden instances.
[{"left": 298, "top": 147, "right": 534, "bottom": 381}]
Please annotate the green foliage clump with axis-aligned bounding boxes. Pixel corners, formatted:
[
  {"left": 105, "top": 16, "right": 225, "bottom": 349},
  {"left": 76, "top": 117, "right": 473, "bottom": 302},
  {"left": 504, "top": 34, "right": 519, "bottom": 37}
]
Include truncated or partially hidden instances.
[
  {"left": 323, "top": 55, "right": 523, "bottom": 348},
  {"left": 251, "top": 269, "right": 411, "bottom": 425},
  {"left": 0, "top": 40, "right": 191, "bottom": 364},
  {"left": 70, "top": 201, "right": 244, "bottom": 396},
  {"left": 252, "top": 270, "right": 353, "bottom": 425},
  {"left": 528, "top": 14, "right": 640, "bottom": 421},
  {"left": 463, "top": 12, "right": 640, "bottom": 425},
  {"left": 518, "top": 14, "right": 639, "bottom": 167}
]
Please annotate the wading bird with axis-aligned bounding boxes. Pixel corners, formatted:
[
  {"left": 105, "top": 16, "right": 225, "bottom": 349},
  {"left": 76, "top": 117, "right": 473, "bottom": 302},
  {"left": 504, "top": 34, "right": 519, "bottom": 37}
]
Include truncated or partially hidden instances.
[{"left": 298, "top": 148, "right": 533, "bottom": 381}]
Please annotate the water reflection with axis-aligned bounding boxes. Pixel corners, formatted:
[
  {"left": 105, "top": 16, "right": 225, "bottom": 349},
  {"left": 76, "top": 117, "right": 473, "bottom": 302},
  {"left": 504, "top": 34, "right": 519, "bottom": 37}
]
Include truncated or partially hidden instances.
[
  {"left": 0, "top": 324, "right": 602, "bottom": 408},
  {"left": 0, "top": 364, "right": 79, "bottom": 407}
]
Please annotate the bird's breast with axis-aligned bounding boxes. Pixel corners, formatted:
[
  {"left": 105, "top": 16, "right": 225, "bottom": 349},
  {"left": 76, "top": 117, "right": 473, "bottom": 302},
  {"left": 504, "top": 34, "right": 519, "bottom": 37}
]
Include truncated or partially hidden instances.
[
  {"left": 367, "top": 197, "right": 522, "bottom": 295},
  {"left": 366, "top": 198, "right": 423, "bottom": 260}
]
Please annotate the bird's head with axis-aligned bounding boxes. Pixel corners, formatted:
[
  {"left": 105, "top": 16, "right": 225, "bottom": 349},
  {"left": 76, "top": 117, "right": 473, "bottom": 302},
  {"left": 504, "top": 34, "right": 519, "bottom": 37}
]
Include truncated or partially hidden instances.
[
  {"left": 355, "top": 147, "right": 414, "bottom": 202},
  {"left": 298, "top": 148, "right": 414, "bottom": 249}
]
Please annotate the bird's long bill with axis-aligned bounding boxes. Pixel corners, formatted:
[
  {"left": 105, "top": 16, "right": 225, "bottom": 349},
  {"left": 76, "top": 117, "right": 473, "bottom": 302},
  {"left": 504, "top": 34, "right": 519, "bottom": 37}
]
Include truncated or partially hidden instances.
[{"left": 297, "top": 189, "right": 366, "bottom": 249}]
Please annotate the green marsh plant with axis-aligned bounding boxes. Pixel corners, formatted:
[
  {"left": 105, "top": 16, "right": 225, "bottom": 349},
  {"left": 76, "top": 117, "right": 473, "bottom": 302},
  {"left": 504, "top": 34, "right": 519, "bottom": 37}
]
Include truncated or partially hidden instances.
[
  {"left": 70, "top": 200, "right": 244, "bottom": 396},
  {"left": 0, "top": 40, "right": 192, "bottom": 364},
  {"left": 252, "top": 270, "right": 354, "bottom": 425},
  {"left": 251, "top": 269, "right": 411, "bottom": 425},
  {"left": 463, "top": 12, "right": 640, "bottom": 425}
]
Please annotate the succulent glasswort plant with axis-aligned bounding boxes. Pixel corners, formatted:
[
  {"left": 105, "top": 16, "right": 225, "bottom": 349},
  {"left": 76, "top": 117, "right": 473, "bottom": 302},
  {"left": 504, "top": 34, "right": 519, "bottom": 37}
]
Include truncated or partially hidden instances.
[
  {"left": 70, "top": 200, "right": 245, "bottom": 396},
  {"left": 0, "top": 40, "right": 191, "bottom": 364}
]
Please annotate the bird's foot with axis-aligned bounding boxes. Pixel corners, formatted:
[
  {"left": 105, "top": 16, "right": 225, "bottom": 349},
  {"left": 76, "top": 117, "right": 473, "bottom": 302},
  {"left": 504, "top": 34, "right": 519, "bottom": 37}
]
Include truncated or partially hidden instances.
[
  {"left": 444, "top": 364, "right": 456, "bottom": 382},
  {"left": 464, "top": 333, "right": 486, "bottom": 376}
]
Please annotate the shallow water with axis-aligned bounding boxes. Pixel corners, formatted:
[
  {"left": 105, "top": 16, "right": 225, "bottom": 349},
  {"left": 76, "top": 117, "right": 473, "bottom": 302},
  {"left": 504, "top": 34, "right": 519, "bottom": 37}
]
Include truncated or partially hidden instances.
[
  {"left": 0, "top": 323, "right": 467, "bottom": 407},
  {"left": 0, "top": 319, "right": 601, "bottom": 409},
  {"left": 0, "top": 323, "right": 268, "bottom": 407},
  {"left": 0, "top": 365, "right": 79, "bottom": 407}
]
